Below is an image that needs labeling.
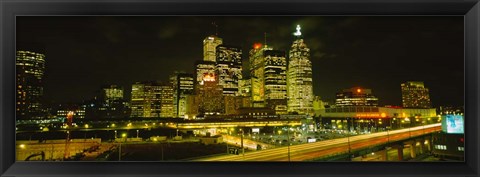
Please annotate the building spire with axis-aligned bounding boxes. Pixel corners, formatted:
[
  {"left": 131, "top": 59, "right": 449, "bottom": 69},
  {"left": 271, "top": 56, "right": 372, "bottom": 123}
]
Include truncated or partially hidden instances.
[
  {"left": 264, "top": 32, "right": 267, "bottom": 47},
  {"left": 293, "top": 24, "right": 302, "bottom": 37},
  {"left": 212, "top": 21, "right": 218, "bottom": 36}
]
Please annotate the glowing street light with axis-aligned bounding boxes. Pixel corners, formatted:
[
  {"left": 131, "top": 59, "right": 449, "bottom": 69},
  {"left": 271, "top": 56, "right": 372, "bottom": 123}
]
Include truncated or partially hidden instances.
[
  {"left": 119, "top": 133, "right": 127, "bottom": 161},
  {"left": 19, "top": 144, "right": 26, "bottom": 149}
]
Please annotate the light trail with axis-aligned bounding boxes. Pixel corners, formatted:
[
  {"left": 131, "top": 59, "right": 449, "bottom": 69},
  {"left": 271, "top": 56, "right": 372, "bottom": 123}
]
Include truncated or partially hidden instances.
[{"left": 197, "top": 123, "right": 441, "bottom": 161}]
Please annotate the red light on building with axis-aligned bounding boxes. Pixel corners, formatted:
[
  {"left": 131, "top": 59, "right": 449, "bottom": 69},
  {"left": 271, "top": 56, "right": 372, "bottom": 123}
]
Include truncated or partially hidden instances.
[
  {"left": 253, "top": 43, "right": 262, "bottom": 49},
  {"left": 357, "top": 88, "right": 361, "bottom": 93},
  {"left": 460, "top": 138, "right": 464, "bottom": 143}
]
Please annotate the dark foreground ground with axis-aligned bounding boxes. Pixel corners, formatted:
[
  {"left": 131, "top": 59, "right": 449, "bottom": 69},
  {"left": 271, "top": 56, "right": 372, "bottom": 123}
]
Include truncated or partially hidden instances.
[{"left": 106, "top": 142, "right": 228, "bottom": 161}]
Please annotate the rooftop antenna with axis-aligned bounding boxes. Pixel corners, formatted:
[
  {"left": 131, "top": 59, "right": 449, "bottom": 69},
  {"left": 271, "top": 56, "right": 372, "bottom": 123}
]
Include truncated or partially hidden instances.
[
  {"left": 212, "top": 21, "right": 218, "bottom": 36},
  {"left": 264, "top": 32, "right": 267, "bottom": 47}
]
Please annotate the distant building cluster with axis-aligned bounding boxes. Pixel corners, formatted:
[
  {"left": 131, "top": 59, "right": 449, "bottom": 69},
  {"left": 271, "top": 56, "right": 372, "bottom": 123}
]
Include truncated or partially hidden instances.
[{"left": 16, "top": 25, "right": 442, "bottom": 120}]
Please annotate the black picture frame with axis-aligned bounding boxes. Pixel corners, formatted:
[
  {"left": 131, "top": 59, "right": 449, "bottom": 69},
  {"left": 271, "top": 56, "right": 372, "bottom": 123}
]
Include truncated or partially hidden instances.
[{"left": 1, "top": 0, "right": 479, "bottom": 176}]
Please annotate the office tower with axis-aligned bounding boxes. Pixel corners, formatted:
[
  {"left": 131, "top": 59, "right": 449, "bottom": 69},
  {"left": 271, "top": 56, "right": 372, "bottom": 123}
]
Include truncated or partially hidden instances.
[
  {"left": 85, "top": 85, "right": 130, "bottom": 119},
  {"left": 264, "top": 50, "right": 288, "bottom": 114},
  {"left": 16, "top": 50, "right": 46, "bottom": 119},
  {"left": 196, "top": 73, "right": 224, "bottom": 115},
  {"left": 238, "top": 78, "right": 253, "bottom": 108},
  {"left": 170, "top": 72, "right": 194, "bottom": 118},
  {"left": 56, "top": 104, "right": 86, "bottom": 119},
  {"left": 195, "top": 60, "right": 216, "bottom": 86},
  {"left": 102, "top": 85, "right": 124, "bottom": 101},
  {"left": 196, "top": 35, "right": 223, "bottom": 89},
  {"left": 185, "top": 94, "right": 200, "bottom": 119},
  {"left": 249, "top": 43, "right": 272, "bottom": 107},
  {"left": 287, "top": 25, "right": 313, "bottom": 114},
  {"left": 249, "top": 43, "right": 288, "bottom": 112},
  {"left": 203, "top": 35, "right": 223, "bottom": 62},
  {"left": 215, "top": 45, "right": 243, "bottom": 95},
  {"left": 238, "top": 78, "right": 252, "bottom": 97},
  {"left": 130, "top": 82, "right": 174, "bottom": 118},
  {"left": 335, "top": 87, "right": 379, "bottom": 107},
  {"left": 401, "top": 81, "right": 432, "bottom": 108}
]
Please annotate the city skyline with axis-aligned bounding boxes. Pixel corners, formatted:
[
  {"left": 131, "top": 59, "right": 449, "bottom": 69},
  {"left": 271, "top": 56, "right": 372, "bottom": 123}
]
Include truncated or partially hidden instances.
[{"left": 17, "top": 16, "right": 464, "bottom": 107}]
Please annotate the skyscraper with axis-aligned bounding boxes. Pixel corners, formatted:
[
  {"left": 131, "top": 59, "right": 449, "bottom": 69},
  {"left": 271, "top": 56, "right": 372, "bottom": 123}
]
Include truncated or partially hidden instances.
[
  {"left": 249, "top": 43, "right": 272, "bottom": 107},
  {"left": 195, "top": 35, "right": 223, "bottom": 89},
  {"left": 203, "top": 35, "right": 223, "bottom": 62},
  {"left": 130, "top": 81, "right": 174, "bottom": 118},
  {"left": 196, "top": 74, "right": 224, "bottom": 115},
  {"left": 401, "top": 81, "right": 432, "bottom": 108},
  {"left": 335, "top": 87, "right": 379, "bottom": 107},
  {"left": 16, "top": 50, "right": 46, "bottom": 119},
  {"left": 249, "top": 43, "right": 287, "bottom": 113},
  {"left": 238, "top": 78, "right": 252, "bottom": 97},
  {"left": 264, "top": 50, "right": 288, "bottom": 114},
  {"left": 287, "top": 25, "right": 313, "bottom": 114},
  {"left": 215, "top": 45, "right": 242, "bottom": 95},
  {"left": 170, "top": 72, "right": 194, "bottom": 118},
  {"left": 195, "top": 60, "right": 216, "bottom": 86}
]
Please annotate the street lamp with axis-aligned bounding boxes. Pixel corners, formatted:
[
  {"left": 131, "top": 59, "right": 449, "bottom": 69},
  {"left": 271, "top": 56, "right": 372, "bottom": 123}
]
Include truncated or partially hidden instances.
[
  {"left": 17, "top": 144, "right": 26, "bottom": 161},
  {"left": 240, "top": 128, "right": 245, "bottom": 160},
  {"left": 286, "top": 122, "right": 291, "bottom": 162},
  {"left": 119, "top": 133, "right": 127, "bottom": 161},
  {"left": 347, "top": 118, "right": 352, "bottom": 161},
  {"left": 136, "top": 130, "right": 139, "bottom": 138}
]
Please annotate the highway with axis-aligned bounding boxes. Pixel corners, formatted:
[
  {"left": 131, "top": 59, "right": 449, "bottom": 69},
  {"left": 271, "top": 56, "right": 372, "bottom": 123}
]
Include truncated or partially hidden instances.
[{"left": 197, "top": 123, "right": 441, "bottom": 161}]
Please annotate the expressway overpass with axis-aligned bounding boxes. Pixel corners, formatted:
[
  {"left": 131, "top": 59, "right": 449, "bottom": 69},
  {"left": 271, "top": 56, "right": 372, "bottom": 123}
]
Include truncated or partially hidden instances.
[{"left": 197, "top": 123, "right": 441, "bottom": 161}]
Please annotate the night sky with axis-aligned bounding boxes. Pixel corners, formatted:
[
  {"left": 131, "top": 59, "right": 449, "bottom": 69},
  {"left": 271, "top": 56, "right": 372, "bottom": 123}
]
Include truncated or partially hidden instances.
[{"left": 16, "top": 16, "right": 464, "bottom": 107}]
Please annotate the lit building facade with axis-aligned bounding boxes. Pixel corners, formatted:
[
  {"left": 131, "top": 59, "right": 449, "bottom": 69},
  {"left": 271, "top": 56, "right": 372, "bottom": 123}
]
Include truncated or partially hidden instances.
[
  {"left": 85, "top": 85, "right": 130, "bottom": 119},
  {"left": 249, "top": 43, "right": 288, "bottom": 113},
  {"left": 103, "top": 85, "right": 124, "bottom": 101},
  {"left": 195, "top": 60, "right": 216, "bottom": 86},
  {"left": 56, "top": 104, "right": 86, "bottom": 119},
  {"left": 130, "top": 82, "right": 174, "bottom": 118},
  {"left": 16, "top": 50, "right": 46, "bottom": 119},
  {"left": 401, "top": 81, "right": 432, "bottom": 108},
  {"left": 203, "top": 35, "right": 223, "bottom": 62},
  {"left": 287, "top": 25, "right": 313, "bottom": 114},
  {"left": 249, "top": 43, "right": 272, "bottom": 107},
  {"left": 195, "top": 74, "right": 224, "bottom": 115},
  {"left": 170, "top": 72, "right": 194, "bottom": 118},
  {"left": 314, "top": 106, "right": 438, "bottom": 131},
  {"left": 238, "top": 78, "right": 252, "bottom": 97},
  {"left": 335, "top": 87, "right": 379, "bottom": 107},
  {"left": 215, "top": 45, "right": 243, "bottom": 95},
  {"left": 185, "top": 94, "right": 199, "bottom": 119},
  {"left": 264, "top": 50, "right": 288, "bottom": 114}
]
